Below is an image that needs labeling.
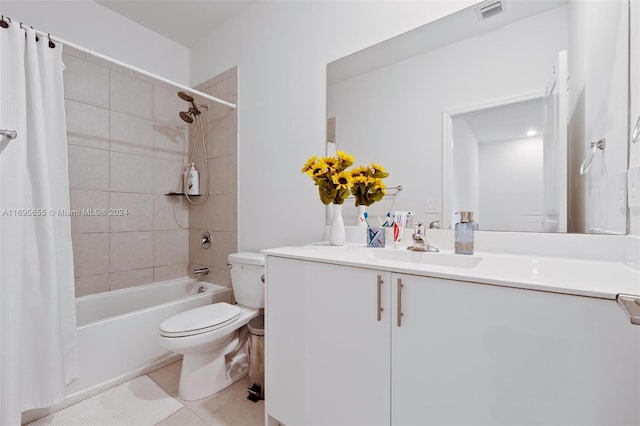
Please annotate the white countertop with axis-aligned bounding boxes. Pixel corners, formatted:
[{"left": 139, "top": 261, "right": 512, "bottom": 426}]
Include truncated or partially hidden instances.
[{"left": 264, "top": 242, "right": 640, "bottom": 299}]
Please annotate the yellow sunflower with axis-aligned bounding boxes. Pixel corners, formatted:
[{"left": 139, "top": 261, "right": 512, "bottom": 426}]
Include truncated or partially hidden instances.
[
  {"left": 349, "top": 165, "right": 371, "bottom": 178},
  {"left": 301, "top": 155, "right": 317, "bottom": 173},
  {"left": 350, "top": 174, "right": 369, "bottom": 185},
  {"left": 370, "top": 162, "right": 389, "bottom": 178},
  {"left": 332, "top": 170, "right": 353, "bottom": 190},
  {"left": 336, "top": 150, "right": 355, "bottom": 168},
  {"left": 324, "top": 156, "right": 339, "bottom": 170},
  {"left": 371, "top": 179, "right": 387, "bottom": 193},
  {"left": 307, "top": 159, "right": 328, "bottom": 178}
]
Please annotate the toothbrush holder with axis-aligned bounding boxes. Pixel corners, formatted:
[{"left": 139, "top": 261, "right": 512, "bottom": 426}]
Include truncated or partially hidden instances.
[{"left": 367, "top": 226, "right": 385, "bottom": 248}]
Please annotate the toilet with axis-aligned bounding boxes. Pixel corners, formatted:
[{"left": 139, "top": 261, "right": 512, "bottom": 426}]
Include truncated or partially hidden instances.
[{"left": 159, "top": 252, "right": 265, "bottom": 400}]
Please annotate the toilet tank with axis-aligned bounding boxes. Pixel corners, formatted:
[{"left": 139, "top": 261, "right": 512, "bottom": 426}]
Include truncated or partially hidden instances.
[{"left": 228, "top": 252, "right": 265, "bottom": 308}]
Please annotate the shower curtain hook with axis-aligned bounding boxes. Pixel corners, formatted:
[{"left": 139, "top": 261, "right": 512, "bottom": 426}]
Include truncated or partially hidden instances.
[
  {"left": 18, "top": 24, "right": 39, "bottom": 41},
  {"left": 0, "top": 16, "right": 9, "bottom": 29},
  {"left": 48, "top": 33, "right": 55, "bottom": 48}
]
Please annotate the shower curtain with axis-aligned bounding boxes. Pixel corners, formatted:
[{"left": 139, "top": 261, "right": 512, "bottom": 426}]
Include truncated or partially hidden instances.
[{"left": 0, "top": 24, "right": 78, "bottom": 425}]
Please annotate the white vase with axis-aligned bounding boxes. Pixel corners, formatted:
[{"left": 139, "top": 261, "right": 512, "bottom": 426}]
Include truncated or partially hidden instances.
[
  {"left": 355, "top": 205, "right": 366, "bottom": 226},
  {"left": 330, "top": 203, "right": 345, "bottom": 246}
]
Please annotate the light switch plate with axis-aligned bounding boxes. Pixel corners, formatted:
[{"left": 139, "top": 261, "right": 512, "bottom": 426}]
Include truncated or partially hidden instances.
[{"left": 628, "top": 165, "right": 640, "bottom": 207}]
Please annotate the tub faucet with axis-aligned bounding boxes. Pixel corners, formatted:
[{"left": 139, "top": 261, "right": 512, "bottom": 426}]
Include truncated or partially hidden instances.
[
  {"left": 429, "top": 220, "right": 440, "bottom": 230},
  {"left": 407, "top": 222, "right": 439, "bottom": 252},
  {"left": 193, "top": 267, "right": 209, "bottom": 277}
]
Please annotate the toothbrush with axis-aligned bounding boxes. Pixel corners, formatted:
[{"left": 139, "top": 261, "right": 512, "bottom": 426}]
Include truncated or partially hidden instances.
[
  {"left": 383, "top": 212, "right": 392, "bottom": 227},
  {"left": 363, "top": 211, "right": 371, "bottom": 227}
]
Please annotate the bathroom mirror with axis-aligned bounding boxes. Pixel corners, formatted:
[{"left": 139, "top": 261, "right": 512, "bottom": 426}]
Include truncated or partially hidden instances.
[{"left": 327, "top": 0, "right": 629, "bottom": 234}]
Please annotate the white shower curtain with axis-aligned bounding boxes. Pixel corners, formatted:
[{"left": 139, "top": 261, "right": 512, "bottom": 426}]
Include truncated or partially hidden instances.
[{"left": 0, "top": 24, "right": 78, "bottom": 425}]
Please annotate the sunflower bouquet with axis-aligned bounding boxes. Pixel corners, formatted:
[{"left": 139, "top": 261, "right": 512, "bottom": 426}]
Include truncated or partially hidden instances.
[
  {"left": 301, "top": 151, "right": 355, "bottom": 205},
  {"left": 301, "top": 151, "right": 389, "bottom": 206},
  {"left": 350, "top": 164, "right": 389, "bottom": 206}
]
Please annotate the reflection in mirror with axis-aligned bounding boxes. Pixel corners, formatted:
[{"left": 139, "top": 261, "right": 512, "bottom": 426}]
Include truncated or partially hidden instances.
[
  {"left": 327, "top": 0, "right": 629, "bottom": 234},
  {"left": 444, "top": 47, "right": 569, "bottom": 233},
  {"left": 451, "top": 98, "right": 549, "bottom": 232}
]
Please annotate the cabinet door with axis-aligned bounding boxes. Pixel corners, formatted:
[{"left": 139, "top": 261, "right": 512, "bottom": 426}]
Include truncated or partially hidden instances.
[
  {"left": 391, "top": 273, "right": 640, "bottom": 426},
  {"left": 267, "top": 257, "right": 391, "bottom": 426}
]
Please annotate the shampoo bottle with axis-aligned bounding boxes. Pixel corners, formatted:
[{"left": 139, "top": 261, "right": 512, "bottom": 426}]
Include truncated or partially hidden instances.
[
  {"left": 455, "top": 211, "right": 477, "bottom": 255},
  {"left": 186, "top": 162, "right": 200, "bottom": 195}
]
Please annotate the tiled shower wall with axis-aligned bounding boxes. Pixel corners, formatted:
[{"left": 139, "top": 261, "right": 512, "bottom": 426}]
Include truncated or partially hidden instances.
[
  {"left": 188, "top": 68, "right": 239, "bottom": 288},
  {"left": 63, "top": 46, "right": 191, "bottom": 297}
]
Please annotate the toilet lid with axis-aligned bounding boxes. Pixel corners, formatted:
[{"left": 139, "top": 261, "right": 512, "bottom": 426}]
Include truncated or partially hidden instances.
[{"left": 160, "top": 302, "right": 240, "bottom": 337}]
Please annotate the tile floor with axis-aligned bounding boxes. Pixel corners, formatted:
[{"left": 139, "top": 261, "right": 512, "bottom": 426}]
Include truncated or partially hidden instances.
[{"left": 149, "top": 360, "right": 265, "bottom": 426}]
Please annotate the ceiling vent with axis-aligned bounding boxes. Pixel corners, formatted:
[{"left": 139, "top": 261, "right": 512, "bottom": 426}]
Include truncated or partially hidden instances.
[{"left": 477, "top": 1, "right": 503, "bottom": 20}]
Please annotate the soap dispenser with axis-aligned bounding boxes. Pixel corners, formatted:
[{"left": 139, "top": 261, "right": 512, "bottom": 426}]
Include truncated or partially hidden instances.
[
  {"left": 185, "top": 162, "right": 200, "bottom": 195},
  {"left": 455, "top": 211, "right": 477, "bottom": 255}
]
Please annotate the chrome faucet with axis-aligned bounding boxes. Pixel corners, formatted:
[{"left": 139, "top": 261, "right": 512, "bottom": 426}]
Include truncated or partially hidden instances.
[
  {"left": 407, "top": 222, "right": 439, "bottom": 252},
  {"left": 193, "top": 267, "right": 209, "bottom": 277},
  {"left": 429, "top": 220, "right": 440, "bottom": 230}
]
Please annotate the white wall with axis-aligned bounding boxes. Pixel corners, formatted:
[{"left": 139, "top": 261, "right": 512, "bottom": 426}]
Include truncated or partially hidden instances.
[
  {"left": 479, "top": 137, "right": 544, "bottom": 232},
  {"left": 1, "top": 0, "right": 189, "bottom": 84},
  {"left": 189, "top": 1, "right": 477, "bottom": 251},
  {"left": 568, "top": 0, "right": 628, "bottom": 234},
  {"left": 328, "top": 6, "right": 567, "bottom": 231}
]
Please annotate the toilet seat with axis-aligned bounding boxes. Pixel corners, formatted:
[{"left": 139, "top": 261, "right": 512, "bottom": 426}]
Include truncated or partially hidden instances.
[{"left": 160, "top": 302, "right": 241, "bottom": 338}]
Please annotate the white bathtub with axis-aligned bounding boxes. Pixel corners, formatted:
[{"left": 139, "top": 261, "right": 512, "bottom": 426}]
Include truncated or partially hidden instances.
[{"left": 22, "top": 277, "right": 232, "bottom": 424}]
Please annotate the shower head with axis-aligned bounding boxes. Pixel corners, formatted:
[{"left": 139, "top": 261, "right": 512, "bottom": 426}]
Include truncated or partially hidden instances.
[
  {"left": 179, "top": 111, "right": 194, "bottom": 124},
  {"left": 178, "top": 91, "right": 199, "bottom": 123},
  {"left": 178, "top": 91, "right": 199, "bottom": 111},
  {"left": 178, "top": 91, "right": 194, "bottom": 102},
  {"left": 177, "top": 92, "right": 209, "bottom": 123}
]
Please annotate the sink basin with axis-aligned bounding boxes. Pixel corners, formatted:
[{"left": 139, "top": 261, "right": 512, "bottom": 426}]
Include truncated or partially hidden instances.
[{"left": 364, "top": 248, "right": 481, "bottom": 268}]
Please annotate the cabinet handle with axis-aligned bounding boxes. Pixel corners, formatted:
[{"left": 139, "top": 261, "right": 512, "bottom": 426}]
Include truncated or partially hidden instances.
[
  {"left": 376, "top": 274, "right": 384, "bottom": 321},
  {"left": 397, "top": 278, "right": 404, "bottom": 327},
  {"left": 617, "top": 294, "right": 640, "bottom": 325}
]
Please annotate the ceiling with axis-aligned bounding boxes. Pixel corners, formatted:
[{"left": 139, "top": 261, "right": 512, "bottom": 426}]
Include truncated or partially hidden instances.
[
  {"left": 460, "top": 98, "right": 544, "bottom": 143},
  {"left": 328, "top": 0, "right": 566, "bottom": 84},
  {"left": 95, "top": 0, "right": 256, "bottom": 47}
]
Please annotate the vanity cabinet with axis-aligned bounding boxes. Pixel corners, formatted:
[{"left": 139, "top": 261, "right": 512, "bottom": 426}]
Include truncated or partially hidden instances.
[
  {"left": 266, "top": 257, "right": 391, "bottom": 425},
  {"left": 391, "top": 273, "right": 639, "bottom": 426},
  {"left": 267, "top": 256, "right": 640, "bottom": 426}
]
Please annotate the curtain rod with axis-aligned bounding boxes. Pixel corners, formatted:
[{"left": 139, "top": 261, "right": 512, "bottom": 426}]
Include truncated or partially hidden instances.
[{"left": 31, "top": 28, "right": 236, "bottom": 110}]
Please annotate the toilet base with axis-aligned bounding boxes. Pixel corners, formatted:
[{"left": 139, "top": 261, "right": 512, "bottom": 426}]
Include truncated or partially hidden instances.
[{"left": 178, "top": 330, "right": 249, "bottom": 401}]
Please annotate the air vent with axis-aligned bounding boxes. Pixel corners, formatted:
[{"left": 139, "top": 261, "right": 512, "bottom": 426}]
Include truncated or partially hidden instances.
[{"left": 478, "top": 1, "right": 503, "bottom": 20}]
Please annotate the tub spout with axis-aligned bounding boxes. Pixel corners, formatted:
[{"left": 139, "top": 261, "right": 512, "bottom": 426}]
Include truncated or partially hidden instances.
[{"left": 193, "top": 267, "right": 209, "bottom": 277}]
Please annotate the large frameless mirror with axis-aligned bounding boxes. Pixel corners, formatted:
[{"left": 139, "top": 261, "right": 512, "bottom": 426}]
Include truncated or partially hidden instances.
[{"left": 327, "top": 0, "right": 629, "bottom": 234}]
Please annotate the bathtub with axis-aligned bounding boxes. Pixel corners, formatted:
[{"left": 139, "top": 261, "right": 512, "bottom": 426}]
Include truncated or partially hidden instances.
[{"left": 22, "top": 277, "right": 232, "bottom": 424}]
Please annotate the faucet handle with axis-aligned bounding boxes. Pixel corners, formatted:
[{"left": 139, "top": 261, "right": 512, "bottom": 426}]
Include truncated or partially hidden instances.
[{"left": 414, "top": 222, "right": 425, "bottom": 235}]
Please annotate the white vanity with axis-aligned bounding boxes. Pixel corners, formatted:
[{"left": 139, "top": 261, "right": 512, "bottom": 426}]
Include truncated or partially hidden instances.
[
  {"left": 263, "top": 0, "right": 640, "bottom": 422},
  {"left": 264, "top": 235, "right": 640, "bottom": 426}
]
